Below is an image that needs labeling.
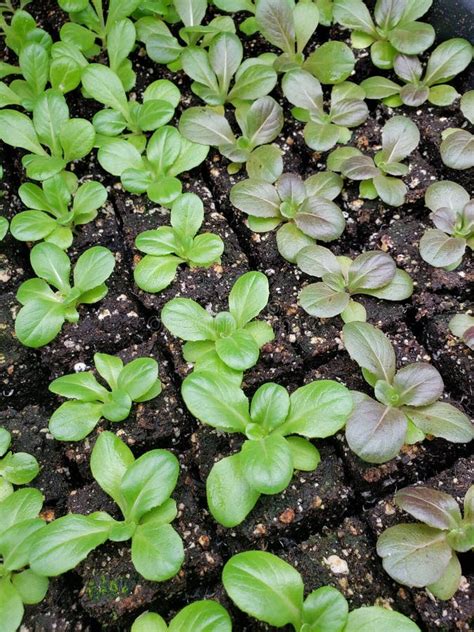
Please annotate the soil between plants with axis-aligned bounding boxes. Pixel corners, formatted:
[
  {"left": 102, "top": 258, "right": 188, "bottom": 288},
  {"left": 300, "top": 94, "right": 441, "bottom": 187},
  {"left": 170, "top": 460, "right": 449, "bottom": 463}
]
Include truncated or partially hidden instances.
[{"left": 0, "top": 2, "right": 473, "bottom": 631}]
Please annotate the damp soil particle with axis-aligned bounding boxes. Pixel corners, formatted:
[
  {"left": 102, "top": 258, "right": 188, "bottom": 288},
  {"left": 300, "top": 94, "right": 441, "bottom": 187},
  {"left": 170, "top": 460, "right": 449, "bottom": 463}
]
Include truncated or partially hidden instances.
[{"left": 1, "top": 1, "right": 473, "bottom": 630}]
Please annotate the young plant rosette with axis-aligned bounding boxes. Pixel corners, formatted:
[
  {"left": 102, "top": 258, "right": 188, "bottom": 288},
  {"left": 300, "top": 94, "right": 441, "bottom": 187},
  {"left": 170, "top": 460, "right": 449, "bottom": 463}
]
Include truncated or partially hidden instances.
[
  {"left": 161, "top": 271, "right": 274, "bottom": 378},
  {"left": 377, "top": 485, "right": 474, "bottom": 600},
  {"left": 29, "top": 432, "right": 184, "bottom": 583},
  {"left": 342, "top": 321, "right": 473, "bottom": 463},
  {"left": 182, "top": 371, "right": 352, "bottom": 526}
]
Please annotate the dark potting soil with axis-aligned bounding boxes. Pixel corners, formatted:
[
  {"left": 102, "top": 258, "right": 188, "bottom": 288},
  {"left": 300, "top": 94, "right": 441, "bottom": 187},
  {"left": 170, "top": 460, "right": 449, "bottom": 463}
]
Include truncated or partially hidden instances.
[{"left": 0, "top": 1, "right": 473, "bottom": 630}]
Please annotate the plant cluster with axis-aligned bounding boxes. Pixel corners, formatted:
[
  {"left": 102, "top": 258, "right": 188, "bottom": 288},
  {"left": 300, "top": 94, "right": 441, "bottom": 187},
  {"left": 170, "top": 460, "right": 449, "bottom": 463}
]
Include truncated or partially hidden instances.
[
  {"left": 182, "top": 371, "right": 352, "bottom": 526},
  {"left": 297, "top": 245, "right": 413, "bottom": 322},
  {"left": 134, "top": 192, "right": 224, "bottom": 293},
  {"left": 342, "top": 321, "right": 473, "bottom": 463},
  {"left": 230, "top": 168, "right": 345, "bottom": 262},
  {"left": 419, "top": 181, "right": 473, "bottom": 270},
  {"left": 0, "top": 428, "right": 39, "bottom": 501},
  {"left": 15, "top": 243, "right": 115, "bottom": 347},
  {"left": 48, "top": 353, "right": 161, "bottom": 441},
  {"left": 29, "top": 431, "right": 184, "bottom": 582},
  {"left": 377, "top": 485, "right": 473, "bottom": 599},
  {"left": 328, "top": 115, "right": 420, "bottom": 206},
  {"left": 162, "top": 271, "right": 274, "bottom": 377}
]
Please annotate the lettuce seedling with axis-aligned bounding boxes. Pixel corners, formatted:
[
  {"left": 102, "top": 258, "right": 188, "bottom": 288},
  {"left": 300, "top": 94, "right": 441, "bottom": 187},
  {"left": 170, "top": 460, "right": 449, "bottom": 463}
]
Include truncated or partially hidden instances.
[
  {"left": 179, "top": 96, "right": 284, "bottom": 173},
  {"left": 97, "top": 126, "right": 208, "bottom": 206},
  {"left": 419, "top": 181, "right": 473, "bottom": 270},
  {"left": 361, "top": 39, "right": 473, "bottom": 107},
  {"left": 0, "top": 91, "right": 95, "bottom": 181},
  {"left": 181, "top": 31, "right": 277, "bottom": 106},
  {"left": 182, "top": 371, "right": 352, "bottom": 526},
  {"left": 440, "top": 96, "right": 474, "bottom": 170},
  {"left": 137, "top": 0, "right": 233, "bottom": 70},
  {"left": 334, "top": 0, "right": 434, "bottom": 69},
  {"left": 134, "top": 192, "right": 224, "bottom": 293},
  {"left": 449, "top": 313, "right": 474, "bottom": 350},
  {"left": 162, "top": 271, "right": 274, "bottom": 376},
  {"left": 282, "top": 70, "right": 368, "bottom": 151},
  {"left": 15, "top": 242, "right": 115, "bottom": 348},
  {"left": 82, "top": 64, "right": 180, "bottom": 151},
  {"left": 48, "top": 353, "right": 161, "bottom": 441},
  {"left": 342, "top": 321, "right": 473, "bottom": 463},
  {"left": 57, "top": 0, "right": 140, "bottom": 88},
  {"left": 377, "top": 485, "right": 473, "bottom": 600},
  {"left": 29, "top": 431, "right": 184, "bottom": 582},
  {"left": 328, "top": 115, "right": 420, "bottom": 207},
  {"left": 230, "top": 170, "right": 345, "bottom": 263},
  {"left": 10, "top": 174, "right": 107, "bottom": 249},
  {"left": 0, "top": 488, "right": 50, "bottom": 632},
  {"left": 0, "top": 5, "right": 51, "bottom": 57},
  {"left": 297, "top": 245, "right": 413, "bottom": 322},
  {"left": 223, "top": 550, "right": 421, "bottom": 630},
  {"left": 0, "top": 428, "right": 39, "bottom": 501},
  {"left": 132, "top": 601, "right": 232, "bottom": 632},
  {"left": 255, "top": 0, "right": 319, "bottom": 72}
]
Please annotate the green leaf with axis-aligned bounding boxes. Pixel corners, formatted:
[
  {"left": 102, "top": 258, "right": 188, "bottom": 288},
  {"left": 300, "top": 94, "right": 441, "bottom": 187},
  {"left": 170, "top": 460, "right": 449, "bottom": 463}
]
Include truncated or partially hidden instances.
[
  {"left": 169, "top": 600, "right": 232, "bottom": 632},
  {"left": 428, "top": 84, "right": 459, "bottom": 106},
  {"left": 132, "top": 612, "right": 167, "bottom": 632},
  {"left": 0, "top": 428, "right": 10, "bottom": 456},
  {"left": 255, "top": 0, "right": 295, "bottom": 56},
  {"left": 29, "top": 514, "right": 111, "bottom": 576},
  {"left": 392, "top": 363, "right": 444, "bottom": 407},
  {"left": 361, "top": 76, "right": 401, "bottom": 99},
  {"left": 0, "top": 577, "right": 24, "bottom": 632},
  {"left": 188, "top": 233, "right": 224, "bottom": 266},
  {"left": 82, "top": 64, "right": 129, "bottom": 119},
  {"left": 299, "top": 282, "right": 349, "bottom": 317},
  {"left": 377, "top": 523, "right": 452, "bottom": 587},
  {"left": 243, "top": 96, "right": 283, "bottom": 146},
  {"left": 241, "top": 435, "right": 293, "bottom": 494},
  {"left": 0, "top": 452, "right": 39, "bottom": 485},
  {"left": 250, "top": 383, "right": 290, "bottom": 432},
  {"left": 276, "top": 222, "right": 314, "bottom": 263},
  {"left": 460, "top": 90, "right": 474, "bottom": 124},
  {"left": 30, "top": 241, "right": 70, "bottom": 290},
  {"left": 345, "top": 606, "right": 421, "bottom": 631},
  {"left": 302, "top": 585, "right": 348, "bottom": 631},
  {"left": 363, "top": 268, "right": 413, "bottom": 301},
  {"left": 228, "top": 271, "right": 269, "bottom": 327},
  {"left": 0, "top": 109, "right": 45, "bottom": 154},
  {"left": 90, "top": 431, "right": 134, "bottom": 508},
  {"left": 348, "top": 251, "right": 396, "bottom": 291},
  {"left": 419, "top": 228, "right": 466, "bottom": 269},
  {"left": 306, "top": 41, "right": 355, "bottom": 84},
  {"left": 286, "top": 436, "right": 320, "bottom": 472},
  {"left": 132, "top": 522, "right": 184, "bottom": 581},
  {"left": 346, "top": 394, "right": 407, "bottom": 463},
  {"left": 222, "top": 551, "right": 304, "bottom": 628},
  {"left": 295, "top": 198, "right": 345, "bottom": 241},
  {"left": 118, "top": 357, "right": 159, "bottom": 401},
  {"left": 119, "top": 449, "right": 179, "bottom": 523},
  {"left": 11, "top": 569, "right": 49, "bottom": 605},
  {"left": 98, "top": 138, "right": 145, "bottom": 175},
  {"left": 424, "top": 38, "right": 473, "bottom": 86},
  {"left": 333, "top": 0, "right": 376, "bottom": 35},
  {"left": 388, "top": 21, "right": 434, "bottom": 56},
  {"left": 170, "top": 192, "right": 204, "bottom": 236},
  {"left": 0, "top": 518, "right": 45, "bottom": 571},
  {"left": 379, "top": 115, "right": 420, "bottom": 163},
  {"left": 179, "top": 107, "right": 235, "bottom": 146},
  {"left": 246, "top": 145, "right": 283, "bottom": 182},
  {"left": 404, "top": 402, "right": 473, "bottom": 443},
  {"left": 230, "top": 179, "right": 281, "bottom": 218},
  {"left": 440, "top": 129, "right": 474, "bottom": 170},
  {"left": 73, "top": 246, "right": 115, "bottom": 293},
  {"left": 281, "top": 380, "right": 353, "bottom": 438},
  {"left": 427, "top": 553, "right": 462, "bottom": 600},
  {"left": 15, "top": 300, "right": 66, "bottom": 348},
  {"left": 161, "top": 297, "right": 216, "bottom": 340},
  {"left": 373, "top": 174, "right": 407, "bottom": 207},
  {"left": 229, "top": 62, "right": 277, "bottom": 103},
  {"left": 10, "top": 210, "right": 57, "bottom": 242},
  {"left": 0, "top": 488, "right": 44, "bottom": 535},
  {"left": 207, "top": 453, "right": 259, "bottom": 527},
  {"left": 134, "top": 255, "right": 181, "bottom": 293},
  {"left": 395, "top": 486, "right": 462, "bottom": 530},
  {"left": 282, "top": 68, "right": 323, "bottom": 114},
  {"left": 49, "top": 401, "right": 103, "bottom": 441},
  {"left": 304, "top": 121, "right": 341, "bottom": 152},
  {"left": 343, "top": 321, "right": 396, "bottom": 383},
  {"left": 182, "top": 371, "right": 250, "bottom": 433},
  {"left": 49, "top": 371, "right": 108, "bottom": 401},
  {"left": 215, "top": 329, "right": 260, "bottom": 371},
  {"left": 296, "top": 244, "right": 341, "bottom": 278}
]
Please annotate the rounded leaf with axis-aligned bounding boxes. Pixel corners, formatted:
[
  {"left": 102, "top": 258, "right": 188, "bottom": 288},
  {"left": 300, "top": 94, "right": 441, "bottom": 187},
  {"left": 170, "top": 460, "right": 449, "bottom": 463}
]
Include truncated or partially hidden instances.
[
  {"left": 299, "top": 282, "right": 349, "bottom": 317},
  {"left": 169, "top": 600, "right": 232, "bottom": 632},
  {"left": 73, "top": 246, "right": 115, "bottom": 293},
  {"left": 343, "top": 321, "right": 396, "bottom": 384},
  {"left": 215, "top": 329, "right": 260, "bottom": 371},
  {"left": 395, "top": 486, "right": 462, "bottom": 530},
  {"left": 405, "top": 402, "right": 473, "bottom": 443},
  {"left": 348, "top": 251, "right": 396, "bottom": 291},
  {"left": 161, "top": 298, "right": 215, "bottom": 341},
  {"left": 134, "top": 255, "right": 181, "bottom": 293},
  {"left": 230, "top": 179, "right": 280, "bottom": 218},
  {"left": 419, "top": 229, "right": 466, "bottom": 268},
  {"left": 345, "top": 606, "right": 421, "bottom": 631},
  {"left": 306, "top": 41, "right": 355, "bottom": 84},
  {"left": 241, "top": 435, "right": 294, "bottom": 494},
  {"left": 132, "top": 522, "right": 184, "bottom": 581},
  {"left": 228, "top": 271, "right": 269, "bottom": 327},
  {"left": 392, "top": 363, "right": 444, "bottom": 406},
  {"left": 49, "top": 401, "right": 103, "bottom": 441}
]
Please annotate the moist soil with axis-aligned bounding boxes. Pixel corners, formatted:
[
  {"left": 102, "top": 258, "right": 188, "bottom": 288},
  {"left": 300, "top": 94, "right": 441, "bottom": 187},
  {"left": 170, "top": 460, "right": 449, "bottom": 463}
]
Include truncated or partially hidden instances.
[{"left": 0, "top": 2, "right": 473, "bottom": 631}]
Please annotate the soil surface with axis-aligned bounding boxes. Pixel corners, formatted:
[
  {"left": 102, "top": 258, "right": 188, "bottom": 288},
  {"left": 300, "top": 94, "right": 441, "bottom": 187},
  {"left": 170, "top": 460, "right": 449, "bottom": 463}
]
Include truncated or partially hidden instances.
[{"left": 0, "top": 1, "right": 473, "bottom": 631}]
